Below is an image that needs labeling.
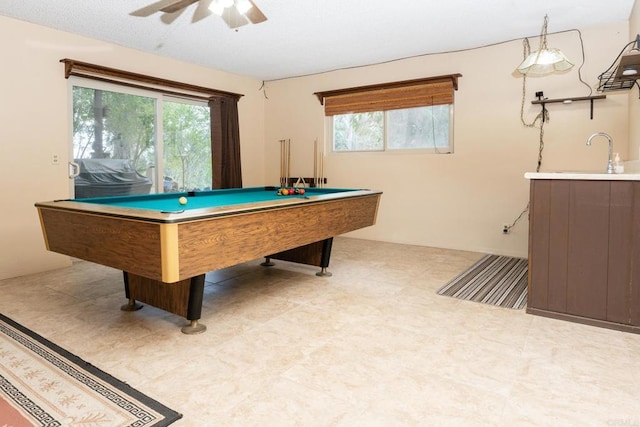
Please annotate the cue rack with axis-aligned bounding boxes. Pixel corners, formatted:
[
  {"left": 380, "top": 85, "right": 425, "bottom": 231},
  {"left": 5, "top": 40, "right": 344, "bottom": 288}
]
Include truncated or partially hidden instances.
[{"left": 279, "top": 138, "right": 326, "bottom": 188}]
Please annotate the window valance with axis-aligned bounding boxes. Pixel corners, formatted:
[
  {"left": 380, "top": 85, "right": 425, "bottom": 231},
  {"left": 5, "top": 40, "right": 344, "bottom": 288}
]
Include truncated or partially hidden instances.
[
  {"left": 314, "top": 74, "right": 461, "bottom": 116},
  {"left": 60, "top": 58, "right": 243, "bottom": 102}
]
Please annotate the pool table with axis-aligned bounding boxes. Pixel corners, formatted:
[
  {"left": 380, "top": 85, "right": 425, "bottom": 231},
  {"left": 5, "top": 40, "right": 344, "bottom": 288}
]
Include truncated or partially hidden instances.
[{"left": 35, "top": 186, "right": 382, "bottom": 333}]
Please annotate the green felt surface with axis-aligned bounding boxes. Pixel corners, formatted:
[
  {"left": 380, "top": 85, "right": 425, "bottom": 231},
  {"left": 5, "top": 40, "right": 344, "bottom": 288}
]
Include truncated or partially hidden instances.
[{"left": 76, "top": 186, "right": 353, "bottom": 212}]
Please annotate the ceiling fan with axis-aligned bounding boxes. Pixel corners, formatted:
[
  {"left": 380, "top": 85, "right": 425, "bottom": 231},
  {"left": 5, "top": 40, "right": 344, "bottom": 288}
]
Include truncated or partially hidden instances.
[{"left": 132, "top": 0, "right": 267, "bottom": 29}]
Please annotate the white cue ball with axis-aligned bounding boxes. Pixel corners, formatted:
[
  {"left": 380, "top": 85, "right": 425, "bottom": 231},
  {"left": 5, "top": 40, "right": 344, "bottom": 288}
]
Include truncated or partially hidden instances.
[{"left": 178, "top": 196, "right": 188, "bottom": 205}]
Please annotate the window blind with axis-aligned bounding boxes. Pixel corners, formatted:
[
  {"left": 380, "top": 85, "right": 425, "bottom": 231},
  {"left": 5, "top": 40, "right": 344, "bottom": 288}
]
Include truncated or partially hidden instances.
[{"left": 314, "top": 74, "right": 461, "bottom": 116}]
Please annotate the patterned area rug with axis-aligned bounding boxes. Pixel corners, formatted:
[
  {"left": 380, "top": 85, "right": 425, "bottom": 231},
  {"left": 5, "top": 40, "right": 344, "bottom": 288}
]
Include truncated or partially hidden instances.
[
  {"left": 437, "top": 255, "right": 528, "bottom": 309},
  {"left": 0, "top": 313, "right": 181, "bottom": 426}
]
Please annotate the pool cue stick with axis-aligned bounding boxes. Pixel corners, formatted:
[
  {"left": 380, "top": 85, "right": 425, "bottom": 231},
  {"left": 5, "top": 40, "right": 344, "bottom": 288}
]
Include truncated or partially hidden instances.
[
  {"left": 317, "top": 139, "right": 322, "bottom": 187},
  {"left": 280, "top": 139, "right": 285, "bottom": 187},
  {"left": 321, "top": 144, "right": 325, "bottom": 188},
  {"left": 287, "top": 139, "right": 291, "bottom": 188},
  {"left": 283, "top": 139, "right": 287, "bottom": 187},
  {"left": 279, "top": 139, "right": 283, "bottom": 187},
  {"left": 318, "top": 147, "right": 324, "bottom": 188},
  {"left": 313, "top": 139, "right": 317, "bottom": 187},
  {"left": 319, "top": 147, "right": 323, "bottom": 188}
]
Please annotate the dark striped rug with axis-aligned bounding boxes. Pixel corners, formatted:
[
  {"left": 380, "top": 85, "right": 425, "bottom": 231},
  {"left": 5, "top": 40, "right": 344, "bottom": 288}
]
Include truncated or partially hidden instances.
[{"left": 437, "top": 255, "right": 528, "bottom": 309}]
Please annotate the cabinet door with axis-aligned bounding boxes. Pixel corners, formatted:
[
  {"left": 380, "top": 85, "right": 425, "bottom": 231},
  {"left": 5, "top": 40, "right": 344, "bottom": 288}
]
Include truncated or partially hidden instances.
[
  {"left": 566, "top": 181, "right": 609, "bottom": 320},
  {"left": 528, "top": 180, "right": 552, "bottom": 310},
  {"left": 631, "top": 183, "right": 640, "bottom": 326},
  {"left": 547, "top": 181, "right": 570, "bottom": 313},
  {"left": 528, "top": 180, "right": 571, "bottom": 312},
  {"left": 607, "top": 182, "right": 633, "bottom": 324}
]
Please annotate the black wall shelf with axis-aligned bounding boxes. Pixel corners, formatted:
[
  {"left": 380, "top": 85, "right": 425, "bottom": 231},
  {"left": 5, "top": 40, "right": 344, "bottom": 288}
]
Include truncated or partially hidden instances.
[{"left": 531, "top": 95, "right": 606, "bottom": 121}]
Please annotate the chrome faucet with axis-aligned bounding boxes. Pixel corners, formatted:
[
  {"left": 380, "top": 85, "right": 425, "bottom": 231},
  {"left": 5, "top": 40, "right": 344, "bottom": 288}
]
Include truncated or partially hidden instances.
[{"left": 586, "top": 132, "right": 614, "bottom": 174}]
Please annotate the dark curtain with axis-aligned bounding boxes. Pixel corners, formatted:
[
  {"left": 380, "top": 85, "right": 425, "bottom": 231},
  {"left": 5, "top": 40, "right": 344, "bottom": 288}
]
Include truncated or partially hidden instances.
[{"left": 209, "top": 96, "right": 242, "bottom": 189}]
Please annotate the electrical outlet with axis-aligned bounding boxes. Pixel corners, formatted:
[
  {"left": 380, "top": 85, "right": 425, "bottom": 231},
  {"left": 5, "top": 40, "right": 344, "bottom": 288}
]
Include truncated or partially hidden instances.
[
  {"left": 503, "top": 225, "right": 510, "bottom": 234},
  {"left": 52, "top": 154, "right": 60, "bottom": 165}
]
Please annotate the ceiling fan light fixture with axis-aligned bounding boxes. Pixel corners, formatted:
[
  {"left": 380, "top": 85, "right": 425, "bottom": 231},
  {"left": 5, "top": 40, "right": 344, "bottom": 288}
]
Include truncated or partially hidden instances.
[
  {"left": 139, "top": 0, "right": 268, "bottom": 29},
  {"left": 209, "top": 1, "right": 225, "bottom": 16},
  {"left": 236, "top": 0, "right": 253, "bottom": 15}
]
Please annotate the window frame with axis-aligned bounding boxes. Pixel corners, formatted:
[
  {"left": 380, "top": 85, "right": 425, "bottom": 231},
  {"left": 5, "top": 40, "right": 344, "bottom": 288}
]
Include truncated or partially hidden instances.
[
  {"left": 315, "top": 74, "right": 460, "bottom": 155},
  {"left": 62, "top": 58, "right": 244, "bottom": 191}
]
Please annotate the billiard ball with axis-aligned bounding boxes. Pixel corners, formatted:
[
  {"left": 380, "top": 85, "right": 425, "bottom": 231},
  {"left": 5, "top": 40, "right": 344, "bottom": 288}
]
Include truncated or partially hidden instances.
[
  {"left": 178, "top": 196, "right": 188, "bottom": 205},
  {"left": 298, "top": 188, "right": 305, "bottom": 195},
  {"left": 281, "top": 189, "right": 289, "bottom": 195}
]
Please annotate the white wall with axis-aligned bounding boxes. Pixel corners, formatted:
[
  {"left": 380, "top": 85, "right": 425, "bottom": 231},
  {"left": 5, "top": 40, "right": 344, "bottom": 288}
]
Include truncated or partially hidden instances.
[
  {"left": 0, "top": 15, "right": 265, "bottom": 280},
  {"left": 264, "top": 22, "right": 630, "bottom": 258}
]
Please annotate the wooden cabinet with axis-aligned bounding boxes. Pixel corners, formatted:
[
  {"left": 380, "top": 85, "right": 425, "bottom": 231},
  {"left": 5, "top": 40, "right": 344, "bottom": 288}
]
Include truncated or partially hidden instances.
[{"left": 528, "top": 179, "right": 640, "bottom": 333}]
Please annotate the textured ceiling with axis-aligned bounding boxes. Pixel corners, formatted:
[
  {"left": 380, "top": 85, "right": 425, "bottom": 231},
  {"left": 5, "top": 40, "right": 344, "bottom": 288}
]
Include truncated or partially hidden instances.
[{"left": 0, "top": 0, "right": 635, "bottom": 81}]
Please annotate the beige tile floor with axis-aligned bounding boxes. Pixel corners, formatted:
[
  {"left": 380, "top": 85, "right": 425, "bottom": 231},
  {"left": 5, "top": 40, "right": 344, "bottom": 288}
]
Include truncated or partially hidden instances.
[{"left": 1, "top": 237, "right": 640, "bottom": 426}]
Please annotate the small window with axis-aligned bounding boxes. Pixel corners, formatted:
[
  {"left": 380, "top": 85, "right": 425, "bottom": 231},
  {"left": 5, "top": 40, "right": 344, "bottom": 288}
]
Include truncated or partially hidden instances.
[
  {"left": 315, "top": 74, "right": 460, "bottom": 153},
  {"left": 332, "top": 104, "right": 453, "bottom": 153}
]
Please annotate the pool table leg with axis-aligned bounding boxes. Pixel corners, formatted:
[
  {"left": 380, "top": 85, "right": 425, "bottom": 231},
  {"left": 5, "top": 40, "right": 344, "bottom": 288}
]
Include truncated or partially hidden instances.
[
  {"left": 315, "top": 238, "right": 333, "bottom": 277},
  {"left": 260, "top": 257, "right": 275, "bottom": 267},
  {"left": 181, "top": 274, "right": 206, "bottom": 335},
  {"left": 121, "top": 272, "right": 143, "bottom": 311},
  {"left": 120, "top": 272, "right": 207, "bottom": 335},
  {"left": 263, "top": 238, "right": 334, "bottom": 276}
]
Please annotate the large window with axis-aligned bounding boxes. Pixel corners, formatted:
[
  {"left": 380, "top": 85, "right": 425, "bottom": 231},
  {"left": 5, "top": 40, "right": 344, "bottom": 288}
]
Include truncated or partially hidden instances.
[
  {"left": 71, "top": 80, "right": 211, "bottom": 197},
  {"left": 62, "top": 58, "right": 243, "bottom": 195},
  {"left": 315, "top": 74, "right": 460, "bottom": 154}
]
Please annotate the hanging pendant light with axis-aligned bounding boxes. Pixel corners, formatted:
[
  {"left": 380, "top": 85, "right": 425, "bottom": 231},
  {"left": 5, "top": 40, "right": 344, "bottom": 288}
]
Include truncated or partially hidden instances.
[{"left": 517, "top": 15, "right": 574, "bottom": 76}]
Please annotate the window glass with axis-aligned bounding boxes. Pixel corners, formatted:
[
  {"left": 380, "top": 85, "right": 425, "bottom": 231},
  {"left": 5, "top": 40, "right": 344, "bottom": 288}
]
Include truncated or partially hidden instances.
[
  {"left": 72, "top": 87, "right": 156, "bottom": 172},
  {"left": 71, "top": 82, "right": 210, "bottom": 198},
  {"left": 332, "top": 105, "right": 452, "bottom": 153},
  {"left": 387, "top": 105, "right": 450, "bottom": 150},
  {"left": 162, "top": 100, "right": 211, "bottom": 193},
  {"left": 333, "top": 112, "right": 384, "bottom": 151}
]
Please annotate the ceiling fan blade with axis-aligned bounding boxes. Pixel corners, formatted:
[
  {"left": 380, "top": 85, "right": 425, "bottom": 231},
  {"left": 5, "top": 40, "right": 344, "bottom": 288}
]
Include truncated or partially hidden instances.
[
  {"left": 160, "top": 7, "right": 188, "bottom": 24},
  {"left": 193, "top": 0, "right": 213, "bottom": 23},
  {"left": 160, "top": 0, "right": 198, "bottom": 14},
  {"left": 130, "top": 0, "right": 186, "bottom": 17},
  {"left": 222, "top": 6, "right": 249, "bottom": 29},
  {"left": 244, "top": 0, "right": 267, "bottom": 24}
]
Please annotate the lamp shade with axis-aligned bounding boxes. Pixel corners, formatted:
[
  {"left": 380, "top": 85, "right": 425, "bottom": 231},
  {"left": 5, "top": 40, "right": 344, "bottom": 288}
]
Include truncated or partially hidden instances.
[{"left": 517, "top": 48, "right": 574, "bottom": 75}]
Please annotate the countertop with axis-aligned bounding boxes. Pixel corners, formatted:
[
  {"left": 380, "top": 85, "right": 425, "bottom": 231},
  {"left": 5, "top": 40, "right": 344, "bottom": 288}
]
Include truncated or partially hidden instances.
[{"left": 525, "top": 171, "right": 640, "bottom": 180}]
